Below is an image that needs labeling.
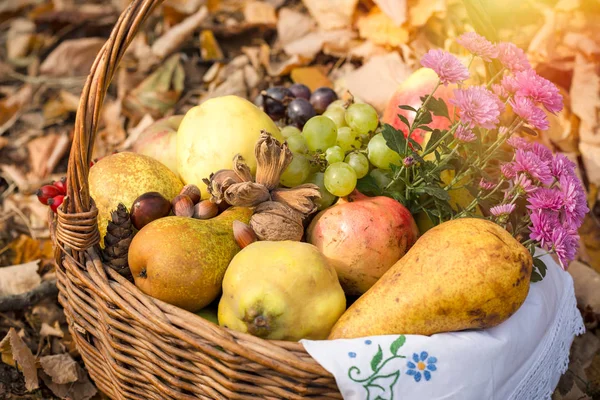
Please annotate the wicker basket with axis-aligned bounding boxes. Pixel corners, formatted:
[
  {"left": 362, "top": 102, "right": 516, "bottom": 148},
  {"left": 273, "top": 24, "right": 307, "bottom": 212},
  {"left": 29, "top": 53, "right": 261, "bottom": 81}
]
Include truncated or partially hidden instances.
[
  {"left": 50, "top": 0, "right": 498, "bottom": 398},
  {"left": 49, "top": 1, "right": 340, "bottom": 398}
]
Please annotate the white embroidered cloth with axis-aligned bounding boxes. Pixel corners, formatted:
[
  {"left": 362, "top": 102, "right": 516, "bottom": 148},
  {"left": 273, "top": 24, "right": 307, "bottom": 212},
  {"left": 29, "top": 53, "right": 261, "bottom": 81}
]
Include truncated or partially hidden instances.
[{"left": 301, "top": 253, "right": 585, "bottom": 400}]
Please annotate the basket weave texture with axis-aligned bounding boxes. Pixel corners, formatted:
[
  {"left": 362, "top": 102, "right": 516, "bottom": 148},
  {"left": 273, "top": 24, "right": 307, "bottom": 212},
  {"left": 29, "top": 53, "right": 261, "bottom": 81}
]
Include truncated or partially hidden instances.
[{"left": 50, "top": 0, "right": 341, "bottom": 398}]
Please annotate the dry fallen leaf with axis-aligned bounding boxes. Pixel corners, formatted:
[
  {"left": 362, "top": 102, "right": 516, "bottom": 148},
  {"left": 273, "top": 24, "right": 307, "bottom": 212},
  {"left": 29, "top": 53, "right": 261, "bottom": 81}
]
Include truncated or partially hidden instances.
[
  {"left": 290, "top": 67, "right": 332, "bottom": 91},
  {"left": 0, "top": 260, "right": 41, "bottom": 296},
  {"left": 40, "top": 37, "right": 105, "bottom": 77},
  {"left": 39, "top": 363, "right": 97, "bottom": 400},
  {"left": 151, "top": 6, "right": 209, "bottom": 59},
  {"left": 27, "top": 131, "right": 70, "bottom": 180},
  {"left": 0, "top": 84, "right": 33, "bottom": 135},
  {"left": 301, "top": 0, "right": 359, "bottom": 31},
  {"left": 277, "top": 8, "right": 315, "bottom": 47},
  {"left": 0, "top": 328, "right": 39, "bottom": 391},
  {"left": 357, "top": 7, "right": 410, "bottom": 47},
  {"left": 284, "top": 29, "right": 354, "bottom": 59},
  {"left": 39, "top": 322, "right": 64, "bottom": 338},
  {"left": 569, "top": 261, "right": 600, "bottom": 311},
  {"left": 6, "top": 18, "right": 35, "bottom": 60},
  {"left": 199, "top": 30, "right": 224, "bottom": 61},
  {"left": 337, "top": 52, "right": 413, "bottom": 113},
  {"left": 373, "top": 0, "right": 407, "bottom": 26},
  {"left": 243, "top": 1, "right": 277, "bottom": 26},
  {"left": 40, "top": 354, "right": 79, "bottom": 384},
  {"left": 408, "top": 0, "right": 446, "bottom": 28},
  {"left": 579, "top": 214, "right": 600, "bottom": 273},
  {"left": 5, "top": 235, "right": 53, "bottom": 265},
  {"left": 123, "top": 54, "right": 184, "bottom": 122}
]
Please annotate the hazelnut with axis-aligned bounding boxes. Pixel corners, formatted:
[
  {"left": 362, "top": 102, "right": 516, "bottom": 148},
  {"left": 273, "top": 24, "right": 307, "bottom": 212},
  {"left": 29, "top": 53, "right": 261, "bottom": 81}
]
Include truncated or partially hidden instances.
[
  {"left": 180, "top": 184, "right": 201, "bottom": 204},
  {"left": 172, "top": 194, "right": 194, "bottom": 217},
  {"left": 233, "top": 220, "right": 257, "bottom": 249},
  {"left": 193, "top": 200, "right": 219, "bottom": 220}
]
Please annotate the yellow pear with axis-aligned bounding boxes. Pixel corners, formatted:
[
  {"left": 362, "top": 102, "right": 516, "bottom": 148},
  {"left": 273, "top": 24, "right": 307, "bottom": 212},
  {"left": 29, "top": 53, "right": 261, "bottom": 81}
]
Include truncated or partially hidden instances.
[
  {"left": 89, "top": 152, "right": 183, "bottom": 246},
  {"left": 128, "top": 207, "right": 252, "bottom": 312},
  {"left": 329, "top": 218, "right": 532, "bottom": 339},
  {"left": 219, "top": 241, "right": 346, "bottom": 341}
]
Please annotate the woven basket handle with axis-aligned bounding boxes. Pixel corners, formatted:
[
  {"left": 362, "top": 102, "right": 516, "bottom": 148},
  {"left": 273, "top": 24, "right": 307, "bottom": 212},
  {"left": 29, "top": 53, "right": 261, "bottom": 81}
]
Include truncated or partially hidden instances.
[{"left": 66, "top": 0, "right": 163, "bottom": 215}]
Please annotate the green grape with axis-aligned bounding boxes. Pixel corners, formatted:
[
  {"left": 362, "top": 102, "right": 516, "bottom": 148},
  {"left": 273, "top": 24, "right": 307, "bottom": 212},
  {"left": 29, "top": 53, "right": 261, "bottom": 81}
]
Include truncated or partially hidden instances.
[
  {"left": 345, "top": 103, "right": 379, "bottom": 135},
  {"left": 286, "top": 134, "right": 308, "bottom": 154},
  {"left": 367, "top": 133, "right": 401, "bottom": 169},
  {"left": 280, "top": 154, "right": 310, "bottom": 187},
  {"left": 370, "top": 168, "right": 393, "bottom": 189},
  {"left": 323, "top": 105, "right": 347, "bottom": 128},
  {"left": 302, "top": 116, "right": 337, "bottom": 152},
  {"left": 305, "top": 172, "right": 337, "bottom": 210},
  {"left": 336, "top": 126, "right": 362, "bottom": 152},
  {"left": 281, "top": 125, "right": 301, "bottom": 138},
  {"left": 345, "top": 152, "right": 369, "bottom": 179},
  {"left": 324, "top": 162, "right": 357, "bottom": 197},
  {"left": 325, "top": 146, "right": 345, "bottom": 164}
]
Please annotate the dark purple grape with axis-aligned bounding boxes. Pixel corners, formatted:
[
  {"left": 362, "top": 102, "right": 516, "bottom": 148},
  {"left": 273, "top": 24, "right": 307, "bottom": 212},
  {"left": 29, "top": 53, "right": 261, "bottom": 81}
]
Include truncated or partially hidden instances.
[
  {"left": 286, "top": 98, "right": 316, "bottom": 128},
  {"left": 289, "top": 83, "right": 311, "bottom": 100},
  {"left": 263, "top": 86, "right": 295, "bottom": 120},
  {"left": 310, "top": 87, "right": 338, "bottom": 114}
]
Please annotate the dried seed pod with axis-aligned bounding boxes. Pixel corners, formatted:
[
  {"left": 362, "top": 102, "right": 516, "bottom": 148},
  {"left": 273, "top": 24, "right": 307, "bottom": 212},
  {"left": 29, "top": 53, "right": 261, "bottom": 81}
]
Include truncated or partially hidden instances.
[
  {"left": 254, "top": 131, "right": 292, "bottom": 190},
  {"left": 172, "top": 194, "right": 194, "bottom": 217},
  {"left": 233, "top": 220, "right": 257, "bottom": 249},
  {"left": 203, "top": 169, "right": 243, "bottom": 204},
  {"left": 194, "top": 200, "right": 219, "bottom": 219},
  {"left": 250, "top": 201, "right": 304, "bottom": 241},
  {"left": 224, "top": 182, "right": 271, "bottom": 207},
  {"left": 270, "top": 183, "right": 321, "bottom": 215},
  {"left": 180, "top": 184, "right": 201, "bottom": 204},
  {"left": 130, "top": 192, "right": 172, "bottom": 230},
  {"left": 233, "top": 154, "right": 253, "bottom": 182}
]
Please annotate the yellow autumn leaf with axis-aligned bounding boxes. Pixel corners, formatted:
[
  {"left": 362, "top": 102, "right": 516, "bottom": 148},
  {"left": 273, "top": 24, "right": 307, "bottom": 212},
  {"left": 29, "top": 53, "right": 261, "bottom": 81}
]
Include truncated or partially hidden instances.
[{"left": 356, "top": 7, "right": 409, "bottom": 48}]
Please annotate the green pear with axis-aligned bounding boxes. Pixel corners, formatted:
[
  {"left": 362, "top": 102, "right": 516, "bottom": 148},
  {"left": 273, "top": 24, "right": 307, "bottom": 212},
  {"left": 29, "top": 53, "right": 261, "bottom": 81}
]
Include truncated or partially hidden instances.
[
  {"left": 128, "top": 207, "right": 252, "bottom": 312},
  {"left": 329, "top": 218, "right": 533, "bottom": 339}
]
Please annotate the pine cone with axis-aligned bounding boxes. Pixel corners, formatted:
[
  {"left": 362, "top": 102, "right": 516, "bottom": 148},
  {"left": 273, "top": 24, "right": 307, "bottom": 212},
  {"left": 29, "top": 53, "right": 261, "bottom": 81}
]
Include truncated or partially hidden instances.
[{"left": 103, "top": 203, "right": 134, "bottom": 278}]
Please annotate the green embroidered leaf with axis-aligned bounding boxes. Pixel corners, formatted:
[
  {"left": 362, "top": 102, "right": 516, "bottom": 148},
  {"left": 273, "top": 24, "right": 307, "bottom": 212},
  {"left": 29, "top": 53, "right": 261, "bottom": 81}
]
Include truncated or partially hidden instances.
[
  {"left": 371, "top": 345, "right": 383, "bottom": 372},
  {"left": 381, "top": 124, "right": 406, "bottom": 155},
  {"left": 390, "top": 335, "right": 406, "bottom": 356},
  {"left": 364, "top": 371, "right": 400, "bottom": 400}
]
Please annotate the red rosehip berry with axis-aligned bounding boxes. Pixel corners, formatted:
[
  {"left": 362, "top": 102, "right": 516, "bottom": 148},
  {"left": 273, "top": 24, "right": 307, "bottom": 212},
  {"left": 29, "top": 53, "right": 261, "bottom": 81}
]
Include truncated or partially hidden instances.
[{"left": 36, "top": 185, "right": 62, "bottom": 205}]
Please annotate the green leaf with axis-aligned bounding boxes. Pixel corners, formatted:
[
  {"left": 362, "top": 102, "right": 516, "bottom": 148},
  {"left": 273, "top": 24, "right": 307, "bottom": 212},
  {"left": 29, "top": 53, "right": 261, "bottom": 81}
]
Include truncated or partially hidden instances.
[
  {"left": 425, "top": 129, "right": 444, "bottom": 153},
  {"left": 425, "top": 96, "right": 450, "bottom": 119},
  {"left": 407, "top": 137, "right": 422, "bottom": 151},
  {"left": 530, "top": 269, "right": 543, "bottom": 283},
  {"left": 371, "top": 345, "right": 383, "bottom": 372},
  {"left": 422, "top": 186, "right": 450, "bottom": 201},
  {"left": 390, "top": 335, "right": 406, "bottom": 356},
  {"left": 396, "top": 114, "right": 411, "bottom": 129},
  {"left": 357, "top": 175, "right": 382, "bottom": 196},
  {"left": 533, "top": 258, "right": 547, "bottom": 281},
  {"left": 413, "top": 110, "right": 432, "bottom": 127},
  {"left": 398, "top": 105, "right": 417, "bottom": 112},
  {"left": 381, "top": 124, "right": 406, "bottom": 155}
]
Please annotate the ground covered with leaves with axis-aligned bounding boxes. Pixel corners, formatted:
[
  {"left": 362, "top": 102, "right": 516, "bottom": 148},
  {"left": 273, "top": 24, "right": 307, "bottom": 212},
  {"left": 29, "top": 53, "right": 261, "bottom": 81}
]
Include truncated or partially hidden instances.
[{"left": 0, "top": 0, "right": 599, "bottom": 399}]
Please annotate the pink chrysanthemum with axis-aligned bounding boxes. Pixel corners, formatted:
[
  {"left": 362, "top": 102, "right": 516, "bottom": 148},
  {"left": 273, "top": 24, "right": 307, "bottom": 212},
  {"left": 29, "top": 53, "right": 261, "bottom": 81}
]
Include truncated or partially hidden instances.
[
  {"left": 456, "top": 32, "right": 498, "bottom": 62},
  {"left": 550, "top": 227, "right": 579, "bottom": 270},
  {"left": 514, "top": 69, "right": 563, "bottom": 114},
  {"left": 559, "top": 174, "right": 589, "bottom": 227},
  {"left": 450, "top": 86, "right": 503, "bottom": 129},
  {"left": 501, "top": 163, "right": 516, "bottom": 179},
  {"left": 551, "top": 153, "right": 576, "bottom": 179},
  {"left": 530, "top": 142, "right": 553, "bottom": 163},
  {"left": 492, "top": 84, "right": 509, "bottom": 99},
  {"left": 529, "top": 209, "right": 559, "bottom": 248},
  {"left": 506, "top": 136, "right": 531, "bottom": 149},
  {"left": 513, "top": 149, "right": 553, "bottom": 184},
  {"left": 527, "top": 188, "right": 563, "bottom": 211},
  {"left": 513, "top": 174, "right": 536, "bottom": 194},
  {"left": 497, "top": 42, "right": 531, "bottom": 73},
  {"left": 479, "top": 178, "right": 495, "bottom": 190},
  {"left": 420, "top": 49, "right": 470, "bottom": 86},
  {"left": 490, "top": 203, "right": 516, "bottom": 217},
  {"left": 501, "top": 75, "right": 519, "bottom": 94},
  {"left": 510, "top": 96, "right": 549, "bottom": 131},
  {"left": 454, "top": 125, "right": 477, "bottom": 142}
]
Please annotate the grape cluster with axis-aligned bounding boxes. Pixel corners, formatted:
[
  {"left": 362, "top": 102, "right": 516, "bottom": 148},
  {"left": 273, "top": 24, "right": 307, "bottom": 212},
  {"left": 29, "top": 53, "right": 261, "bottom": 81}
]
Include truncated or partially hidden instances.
[
  {"left": 279, "top": 99, "right": 380, "bottom": 208},
  {"left": 255, "top": 84, "right": 338, "bottom": 129}
]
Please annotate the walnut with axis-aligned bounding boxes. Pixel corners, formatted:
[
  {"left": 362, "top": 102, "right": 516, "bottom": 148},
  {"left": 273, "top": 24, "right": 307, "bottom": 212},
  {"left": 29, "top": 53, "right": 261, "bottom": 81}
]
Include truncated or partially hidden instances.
[{"left": 250, "top": 202, "right": 304, "bottom": 241}]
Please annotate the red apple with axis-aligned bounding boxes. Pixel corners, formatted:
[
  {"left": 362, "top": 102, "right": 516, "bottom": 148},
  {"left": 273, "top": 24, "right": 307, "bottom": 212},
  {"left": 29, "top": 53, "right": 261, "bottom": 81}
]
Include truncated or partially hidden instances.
[
  {"left": 306, "top": 190, "right": 419, "bottom": 295},
  {"left": 132, "top": 115, "right": 183, "bottom": 176},
  {"left": 382, "top": 68, "right": 456, "bottom": 145}
]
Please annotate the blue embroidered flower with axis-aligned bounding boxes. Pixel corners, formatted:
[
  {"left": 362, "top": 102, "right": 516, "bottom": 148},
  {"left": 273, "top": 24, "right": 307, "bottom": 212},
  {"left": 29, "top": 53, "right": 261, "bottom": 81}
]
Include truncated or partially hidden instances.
[
  {"left": 406, "top": 351, "right": 437, "bottom": 382},
  {"left": 365, "top": 340, "right": 372, "bottom": 345},
  {"left": 348, "top": 352, "right": 357, "bottom": 358}
]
